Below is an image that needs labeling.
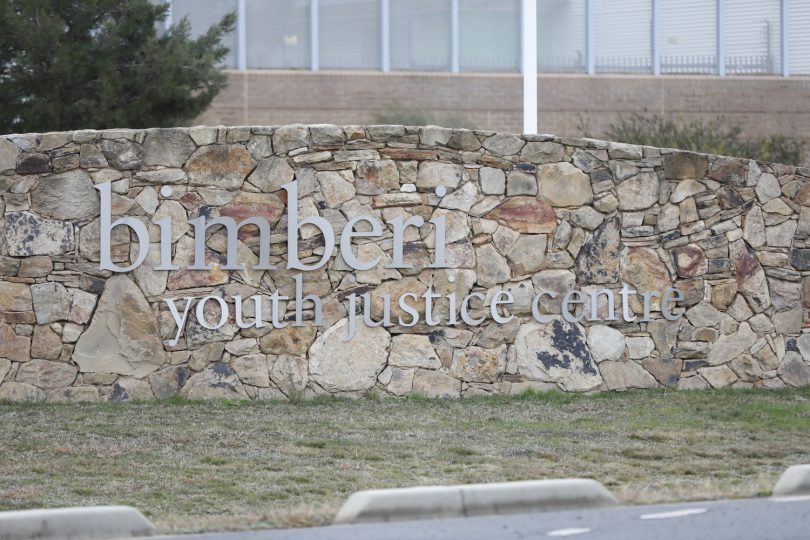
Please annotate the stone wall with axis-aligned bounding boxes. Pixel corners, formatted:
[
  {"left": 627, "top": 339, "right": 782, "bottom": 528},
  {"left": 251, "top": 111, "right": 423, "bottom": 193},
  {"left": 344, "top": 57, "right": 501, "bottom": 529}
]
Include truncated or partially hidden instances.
[{"left": 0, "top": 124, "right": 808, "bottom": 402}]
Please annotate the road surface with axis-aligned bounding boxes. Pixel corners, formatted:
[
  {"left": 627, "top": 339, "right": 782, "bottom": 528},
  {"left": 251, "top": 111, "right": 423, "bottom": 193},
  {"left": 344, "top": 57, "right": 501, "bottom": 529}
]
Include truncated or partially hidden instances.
[{"left": 150, "top": 496, "right": 810, "bottom": 540}]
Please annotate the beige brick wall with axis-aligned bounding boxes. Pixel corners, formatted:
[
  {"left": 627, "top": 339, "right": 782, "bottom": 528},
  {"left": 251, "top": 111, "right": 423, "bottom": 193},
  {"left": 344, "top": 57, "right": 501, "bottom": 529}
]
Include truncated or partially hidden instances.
[{"left": 197, "top": 70, "right": 810, "bottom": 156}]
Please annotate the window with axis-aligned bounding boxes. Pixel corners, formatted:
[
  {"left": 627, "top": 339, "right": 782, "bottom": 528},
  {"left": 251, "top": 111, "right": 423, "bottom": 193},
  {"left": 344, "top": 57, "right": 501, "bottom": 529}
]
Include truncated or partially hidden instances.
[
  {"left": 659, "top": 0, "right": 718, "bottom": 74},
  {"left": 319, "top": 0, "right": 381, "bottom": 70},
  {"left": 460, "top": 0, "right": 520, "bottom": 72},
  {"left": 246, "top": 0, "right": 310, "bottom": 69},
  {"left": 595, "top": 0, "right": 651, "bottom": 73},
  {"left": 171, "top": 0, "right": 238, "bottom": 68},
  {"left": 391, "top": 0, "right": 451, "bottom": 70},
  {"left": 726, "top": 0, "right": 781, "bottom": 74},
  {"left": 538, "top": 0, "right": 586, "bottom": 72},
  {"left": 789, "top": 0, "right": 810, "bottom": 74}
]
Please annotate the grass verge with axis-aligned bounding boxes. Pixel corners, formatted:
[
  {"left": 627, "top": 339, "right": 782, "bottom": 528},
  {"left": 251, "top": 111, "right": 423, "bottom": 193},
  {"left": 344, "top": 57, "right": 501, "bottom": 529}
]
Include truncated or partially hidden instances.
[{"left": 1, "top": 387, "right": 809, "bottom": 533}]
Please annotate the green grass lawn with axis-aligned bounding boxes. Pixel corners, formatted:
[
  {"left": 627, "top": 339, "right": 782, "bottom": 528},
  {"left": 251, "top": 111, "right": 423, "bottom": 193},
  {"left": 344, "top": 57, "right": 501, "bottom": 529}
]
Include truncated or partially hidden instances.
[{"left": 1, "top": 388, "right": 809, "bottom": 533}]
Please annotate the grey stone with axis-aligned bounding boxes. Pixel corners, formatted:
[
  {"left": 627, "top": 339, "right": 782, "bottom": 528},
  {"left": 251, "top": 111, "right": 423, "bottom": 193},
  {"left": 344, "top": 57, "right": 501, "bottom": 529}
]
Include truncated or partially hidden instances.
[
  {"left": 685, "top": 301, "right": 722, "bottom": 328},
  {"left": 0, "top": 137, "right": 21, "bottom": 172},
  {"left": 506, "top": 170, "right": 537, "bottom": 196},
  {"left": 515, "top": 319, "right": 603, "bottom": 391},
  {"left": 476, "top": 244, "right": 511, "bottom": 288},
  {"left": 483, "top": 133, "right": 524, "bottom": 156},
  {"left": 247, "top": 156, "right": 294, "bottom": 192},
  {"left": 16, "top": 359, "right": 77, "bottom": 389},
  {"left": 699, "top": 365, "right": 738, "bottom": 388},
  {"left": 480, "top": 167, "right": 506, "bottom": 195},
  {"left": 31, "top": 282, "right": 71, "bottom": 324},
  {"left": 309, "top": 318, "right": 390, "bottom": 392},
  {"left": 575, "top": 216, "right": 621, "bottom": 284},
  {"left": 617, "top": 173, "right": 659, "bottom": 210},
  {"left": 273, "top": 124, "right": 310, "bottom": 153},
  {"left": 99, "top": 139, "right": 143, "bottom": 169},
  {"left": 570, "top": 206, "right": 604, "bottom": 230},
  {"left": 31, "top": 169, "right": 98, "bottom": 220},
  {"left": 506, "top": 234, "right": 547, "bottom": 275},
  {"left": 587, "top": 325, "right": 626, "bottom": 363},
  {"left": 520, "top": 141, "right": 564, "bottom": 164},
  {"left": 779, "top": 351, "right": 810, "bottom": 387},
  {"left": 417, "top": 162, "right": 464, "bottom": 190},
  {"left": 73, "top": 275, "right": 166, "bottom": 378},
  {"left": 411, "top": 369, "right": 461, "bottom": 398},
  {"left": 755, "top": 172, "right": 781, "bottom": 203},
  {"left": 142, "top": 128, "right": 196, "bottom": 167},
  {"left": 5, "top": 211, "right": 74, "bottom": 256},
  {"left": 537, "top": 163, "right": 593, "bottom": 207},
  {"left": 181, "top": 362, "right": 248, "bottom": 399},
  {"left": 231, "top": 354, "right": 270, "bottom": 387},
  {"left": 148, "top": 365, "right": 189, "bottom": 399},
  {"left": 707, "top": 322, "right": 757, "bottom": 365},
  {"left": 450, "top": 345, "right": 507, "bottom": 383},
  {"left": 600, "top": 360, "right": 657, "bottom": 390},
  {"left": 389, "top": 334, "right": 441, "bottom": 369}
]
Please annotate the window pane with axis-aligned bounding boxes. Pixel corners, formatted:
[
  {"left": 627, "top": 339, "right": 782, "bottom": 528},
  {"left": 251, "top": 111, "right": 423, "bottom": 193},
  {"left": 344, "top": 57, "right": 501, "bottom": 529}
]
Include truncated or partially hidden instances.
[
  {"left": 320, "top": 0, "right": 381, "bottom": 69},
  {"left": 172, "top": 0, "right": 238, "bottom": 68},
  {"left": 460, "top": 0, "right": 520, "bottom": 72},
  {"left": 790, "top": 0, "right": 810, "bottom": 74},
  {"left": 726, "top": 0, "right": 781, "bottom": 74},
  {"left": 538, "top": 0, "right": 586, "bottom": 72},
  {"left": 595, "top": 0, "right": 651, "bottom": 73},
  {"left": 246, "top": 0, "right": 310, "bottom": 69},
  {"left": 660, "top": 0, "right": 717, "bottom": 74},
  {"left": 391, "top": 0, "right": 451, "bottom": 70}
]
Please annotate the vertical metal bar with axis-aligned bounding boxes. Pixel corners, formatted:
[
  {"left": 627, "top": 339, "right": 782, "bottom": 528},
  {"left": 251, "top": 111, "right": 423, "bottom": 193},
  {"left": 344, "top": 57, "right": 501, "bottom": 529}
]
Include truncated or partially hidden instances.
[
  {"left": 716, "top": 0, "right": 725, "bottom": 76},
  {"left": 381, "top": 0, "right": 390, "bottom": 71},
  {"left": 652, "top": 0, "right": 660, "bottom": 75},
  {"left": 237, "top": 0, "right": 247, "bottom": 70},
  {"left": 310, "top": 0, "right": 320, "bottom": 71},
  {"left": 781, "top": 0, "right": 790, "bottom": 76},
  {"left": 522, "top": 0, "right": 538, "bottom": 134},
  {"left": 586, "top": 0, "right": 595, "bottom": 75},
  {"left": 451, "top": 0, "right": 460, "bottom": 73}
]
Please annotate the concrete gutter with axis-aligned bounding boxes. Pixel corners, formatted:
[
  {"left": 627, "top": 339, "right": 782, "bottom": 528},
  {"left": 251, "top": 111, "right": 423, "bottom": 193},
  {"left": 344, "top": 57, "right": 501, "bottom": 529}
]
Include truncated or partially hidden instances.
[
  {"left": 333, "top": 478, "right": 619, "bottom": 524},
  {"left": 0, "top": 505, "right": 157, "bottom": 540},
  {"left": 773, "top": 464, "right": 810, "bottom": 497}
]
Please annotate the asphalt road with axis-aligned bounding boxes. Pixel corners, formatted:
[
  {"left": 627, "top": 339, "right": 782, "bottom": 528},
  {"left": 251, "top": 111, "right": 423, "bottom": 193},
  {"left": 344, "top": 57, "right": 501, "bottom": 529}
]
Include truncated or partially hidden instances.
[{"left": 151, "top": 495, "right": 810, "bottom": 540}]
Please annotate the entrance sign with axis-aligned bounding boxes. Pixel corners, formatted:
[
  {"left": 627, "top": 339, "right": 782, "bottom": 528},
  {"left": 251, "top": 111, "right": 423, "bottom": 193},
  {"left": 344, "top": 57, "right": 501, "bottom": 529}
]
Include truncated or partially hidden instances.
[{"left": 0, "top": 125, "right": 805, "bottom": 402}]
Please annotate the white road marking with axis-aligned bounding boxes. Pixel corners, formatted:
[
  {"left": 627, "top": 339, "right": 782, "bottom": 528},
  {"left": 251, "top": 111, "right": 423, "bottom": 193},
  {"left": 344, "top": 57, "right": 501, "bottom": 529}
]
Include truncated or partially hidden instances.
[
  {"left": 772, "top": 495, "right": 810, "bottom": 503},
  {"left": 640, "top": 508, "right": 708, "bottom": 520},
  {"left": 547, "top": 527, "right": 592, "bottom": 536}
]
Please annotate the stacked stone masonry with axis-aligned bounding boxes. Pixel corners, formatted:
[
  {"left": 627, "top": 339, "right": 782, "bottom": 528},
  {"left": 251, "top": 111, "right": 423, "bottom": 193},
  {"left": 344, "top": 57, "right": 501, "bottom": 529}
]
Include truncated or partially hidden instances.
[{"left": 0, "top": 124, "right": 808, "bottom": 402}]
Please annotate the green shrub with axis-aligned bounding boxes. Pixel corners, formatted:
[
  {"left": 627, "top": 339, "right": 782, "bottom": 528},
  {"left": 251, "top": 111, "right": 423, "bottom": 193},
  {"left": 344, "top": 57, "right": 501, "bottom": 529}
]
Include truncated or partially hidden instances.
[{"left": 600, "top": 114, "right": 805, "bottom": 166}]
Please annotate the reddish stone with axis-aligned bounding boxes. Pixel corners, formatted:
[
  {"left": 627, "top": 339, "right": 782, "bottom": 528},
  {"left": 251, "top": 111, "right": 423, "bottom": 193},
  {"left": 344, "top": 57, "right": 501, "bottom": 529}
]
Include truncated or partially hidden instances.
[
  {"left": 167, "top": 249, "right": 229, "bottom": 290},
  {"left": 479, "top": 154, "right": 512, "bottom": 170},
  {"left": 484, "top": 196, "right": 557, "bottom": 234},
  {"left": 672, "top": 244, "right": 708, "bottom": 278},
  {"left": 179, "top": 191, "right": 204, "bottom": 212},
  {"left": 621, "top": 247, "right": 672, "bottom": 310},
  {"left": 379, "top": 148, "right": 438, "bottom": 161},
  {"left": 794, "top": 183, "right": 810, "bottom": 206},
  {"left": 716, "top": 186, "right": 744, "bottom": 209},
  {"left": 708, "top": 157, "right": 747, "bottom": 186},
  {"left": 220, "top": 192, "right": 286, "bottom": 238}
]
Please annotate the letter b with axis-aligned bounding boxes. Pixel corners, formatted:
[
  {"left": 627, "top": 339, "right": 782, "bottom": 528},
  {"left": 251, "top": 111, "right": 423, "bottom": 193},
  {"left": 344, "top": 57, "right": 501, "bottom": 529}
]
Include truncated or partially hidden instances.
[{"left": 95, "top": 182, "right": 149, "bottom": 272}]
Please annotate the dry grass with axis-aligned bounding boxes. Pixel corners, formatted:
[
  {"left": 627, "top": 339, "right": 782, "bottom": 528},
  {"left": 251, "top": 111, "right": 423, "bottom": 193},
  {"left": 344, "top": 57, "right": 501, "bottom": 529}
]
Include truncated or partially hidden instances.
[{"left": 1, "top": 387, "right": 809, "bottom": 533}]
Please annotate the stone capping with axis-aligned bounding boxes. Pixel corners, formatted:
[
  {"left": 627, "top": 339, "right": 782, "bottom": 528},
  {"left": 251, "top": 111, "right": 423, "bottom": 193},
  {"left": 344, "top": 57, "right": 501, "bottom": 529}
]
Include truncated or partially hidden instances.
[
  {"left": 0, "top": 124, "right": 808, "bottom": 402},
  {"left": 333, "top": 478, "right": 619, "bottom": 524},
  {"left": 0, "top": 505, "right": 157, "bottom": 540}
]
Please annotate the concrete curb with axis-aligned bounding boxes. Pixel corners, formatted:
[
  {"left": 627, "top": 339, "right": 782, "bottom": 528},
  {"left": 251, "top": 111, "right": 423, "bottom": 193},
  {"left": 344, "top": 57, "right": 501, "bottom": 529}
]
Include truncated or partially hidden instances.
[
  {"left": 333, "top": 479, "right": 619, "bottom": 524},
  {"left": 0, "top": 505, "right": 157, "bottom": 540},
  {"left": 773, "top": 464, "right": 810, "bottom": 497}
]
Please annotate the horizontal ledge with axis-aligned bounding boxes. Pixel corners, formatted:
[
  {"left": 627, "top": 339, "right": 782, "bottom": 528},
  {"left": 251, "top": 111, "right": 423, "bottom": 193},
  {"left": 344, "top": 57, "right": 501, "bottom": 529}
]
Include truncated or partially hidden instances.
[
  {"left": 0, "top": 506, "right": 157, "bottom": 540},
  {"left": 333, "top": 478, "right": 619, "bottom": 525}
]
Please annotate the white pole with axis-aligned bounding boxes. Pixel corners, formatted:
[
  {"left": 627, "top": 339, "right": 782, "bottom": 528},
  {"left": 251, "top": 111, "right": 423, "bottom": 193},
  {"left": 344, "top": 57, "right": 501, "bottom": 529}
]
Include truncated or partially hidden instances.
[
  {"left": 522, "top": 0, "right": 538, "bottom": 134},
  {"left": 237, "top": 0, "right": 247, "bottom": 70},
  {"left": 381, "top": 0, "right": 390, "bottom": 72},
  {"left": 781, "top": 0, "right": 789, "bottom": 77}
]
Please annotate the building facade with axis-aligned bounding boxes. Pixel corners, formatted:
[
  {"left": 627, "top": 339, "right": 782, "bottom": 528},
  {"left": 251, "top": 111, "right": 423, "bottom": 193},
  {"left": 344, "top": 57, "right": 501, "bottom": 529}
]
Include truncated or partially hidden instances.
[{"left": 166, "top": 1, "right": 810, "bottom": 157}]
